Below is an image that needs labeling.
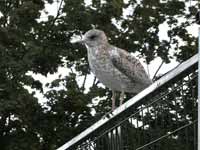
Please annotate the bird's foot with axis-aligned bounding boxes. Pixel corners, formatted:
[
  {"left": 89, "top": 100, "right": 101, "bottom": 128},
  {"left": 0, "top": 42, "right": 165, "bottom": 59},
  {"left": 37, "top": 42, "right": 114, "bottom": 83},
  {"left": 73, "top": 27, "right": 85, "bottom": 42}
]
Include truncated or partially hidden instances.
[
  {"left": 111, "top": 91, "right": 116, "bottom": 111},
  {"left": 119, "top": 91, "right": 125, "bottom": 106}
]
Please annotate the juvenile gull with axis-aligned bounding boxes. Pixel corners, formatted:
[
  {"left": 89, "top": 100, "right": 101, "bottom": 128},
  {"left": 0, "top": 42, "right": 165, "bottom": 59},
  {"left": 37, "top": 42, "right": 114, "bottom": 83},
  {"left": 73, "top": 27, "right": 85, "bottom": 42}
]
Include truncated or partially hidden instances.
[{"left": 74, "top": 29, "right": 152, "bottom": 110}]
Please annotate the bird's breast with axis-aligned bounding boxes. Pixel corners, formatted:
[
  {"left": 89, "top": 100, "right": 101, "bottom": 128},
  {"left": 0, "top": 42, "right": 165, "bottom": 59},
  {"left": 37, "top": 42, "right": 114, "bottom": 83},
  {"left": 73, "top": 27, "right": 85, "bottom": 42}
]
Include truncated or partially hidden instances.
[
  {"left": 87, "top": 47, "right": 133, "bottom": 91},
  {"left": 87, "top": 47, "right": 112, "bottom": 74}
]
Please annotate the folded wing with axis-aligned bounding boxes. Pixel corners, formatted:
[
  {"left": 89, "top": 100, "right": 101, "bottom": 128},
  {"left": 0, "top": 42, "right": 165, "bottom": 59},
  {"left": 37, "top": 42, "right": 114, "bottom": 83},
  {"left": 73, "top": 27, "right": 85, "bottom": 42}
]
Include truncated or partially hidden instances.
[{"left": 110, "top": 47, "right": 152, "bottom": 86}]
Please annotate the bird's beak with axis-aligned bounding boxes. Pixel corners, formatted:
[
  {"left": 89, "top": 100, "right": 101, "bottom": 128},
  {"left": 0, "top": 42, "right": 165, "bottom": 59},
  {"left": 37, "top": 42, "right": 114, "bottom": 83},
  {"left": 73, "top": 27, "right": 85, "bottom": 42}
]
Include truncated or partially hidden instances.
[{"left": 71, "top": 38, "right": 85, "bottom": 44}]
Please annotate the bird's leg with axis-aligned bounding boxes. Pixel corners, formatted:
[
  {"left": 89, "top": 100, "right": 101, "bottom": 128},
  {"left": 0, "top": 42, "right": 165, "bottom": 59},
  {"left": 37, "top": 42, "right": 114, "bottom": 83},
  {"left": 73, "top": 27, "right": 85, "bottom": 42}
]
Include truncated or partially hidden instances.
[
  {"left": 111, "top": 91, "right": 116, "bottom": 111},
  {"left": 119, "top": 91, "right": 125, "bottom": 106}
]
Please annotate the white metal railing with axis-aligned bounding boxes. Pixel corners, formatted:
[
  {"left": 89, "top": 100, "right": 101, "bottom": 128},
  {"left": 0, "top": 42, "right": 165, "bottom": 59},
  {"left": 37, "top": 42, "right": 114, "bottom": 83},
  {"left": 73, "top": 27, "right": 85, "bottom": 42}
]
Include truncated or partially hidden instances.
[{"left": 57, "top": 54, "right": 198, "bottom": 150}]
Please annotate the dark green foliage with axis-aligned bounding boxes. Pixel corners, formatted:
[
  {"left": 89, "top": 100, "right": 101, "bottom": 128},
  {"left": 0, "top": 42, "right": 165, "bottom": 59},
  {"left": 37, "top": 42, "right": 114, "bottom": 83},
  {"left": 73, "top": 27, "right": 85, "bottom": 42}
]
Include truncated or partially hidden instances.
[{"left": 0, "top": 0, "right": 199, "bottom": 149}]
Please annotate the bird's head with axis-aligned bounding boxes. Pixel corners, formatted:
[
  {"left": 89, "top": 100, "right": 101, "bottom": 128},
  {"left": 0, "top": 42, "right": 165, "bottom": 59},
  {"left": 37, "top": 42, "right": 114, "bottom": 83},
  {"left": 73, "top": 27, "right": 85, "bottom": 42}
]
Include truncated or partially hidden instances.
[{"left": 73, "top": 29, "right": 108, "bottom": 48}]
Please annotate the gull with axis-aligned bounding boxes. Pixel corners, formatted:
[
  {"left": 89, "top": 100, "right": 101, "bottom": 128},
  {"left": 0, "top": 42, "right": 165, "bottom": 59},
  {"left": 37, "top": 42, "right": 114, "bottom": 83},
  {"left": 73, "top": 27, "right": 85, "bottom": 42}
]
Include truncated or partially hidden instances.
[{"left": 73, "top": 29, "right": 152, "bottom": 110}]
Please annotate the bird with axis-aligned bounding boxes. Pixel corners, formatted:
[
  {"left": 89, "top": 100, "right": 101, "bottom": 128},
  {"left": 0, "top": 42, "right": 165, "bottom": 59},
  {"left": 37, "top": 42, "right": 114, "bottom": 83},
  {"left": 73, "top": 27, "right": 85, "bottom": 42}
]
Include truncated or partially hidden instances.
[{"left": 73, "top": 29, "right": 152, "bottom": 110}]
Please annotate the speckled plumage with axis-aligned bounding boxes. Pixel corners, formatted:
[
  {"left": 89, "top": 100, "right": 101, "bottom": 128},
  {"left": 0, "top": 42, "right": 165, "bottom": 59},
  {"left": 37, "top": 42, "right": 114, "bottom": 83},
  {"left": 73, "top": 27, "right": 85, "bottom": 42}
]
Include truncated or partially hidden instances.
[{"left": 75, "top": 29, "right": 152, "bottom": 110}]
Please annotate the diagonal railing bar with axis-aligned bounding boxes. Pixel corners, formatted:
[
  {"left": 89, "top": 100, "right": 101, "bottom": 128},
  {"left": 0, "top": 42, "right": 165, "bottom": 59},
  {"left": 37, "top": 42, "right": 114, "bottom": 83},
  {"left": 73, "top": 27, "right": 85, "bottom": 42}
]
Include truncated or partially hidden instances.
[
  {"left": 136, "top": 120, "right": 197, "bottom": 150},
  {"left": 57, "top": 54, "right": 198, "bottom": 150}
]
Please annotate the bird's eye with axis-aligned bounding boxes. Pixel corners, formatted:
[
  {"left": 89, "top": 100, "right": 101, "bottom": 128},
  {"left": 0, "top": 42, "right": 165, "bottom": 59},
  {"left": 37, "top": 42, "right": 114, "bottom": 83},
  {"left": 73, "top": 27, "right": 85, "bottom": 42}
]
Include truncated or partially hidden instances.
[{"left": 89, "top": 35, "right": 97, "bottom": 40}]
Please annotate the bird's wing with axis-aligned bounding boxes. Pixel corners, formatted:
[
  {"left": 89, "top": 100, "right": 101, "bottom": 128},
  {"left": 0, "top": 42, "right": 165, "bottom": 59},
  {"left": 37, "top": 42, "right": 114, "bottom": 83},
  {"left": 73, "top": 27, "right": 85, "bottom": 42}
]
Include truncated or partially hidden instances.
[{"left": 110, "top": 47, "right": 152, "bottom": 85}]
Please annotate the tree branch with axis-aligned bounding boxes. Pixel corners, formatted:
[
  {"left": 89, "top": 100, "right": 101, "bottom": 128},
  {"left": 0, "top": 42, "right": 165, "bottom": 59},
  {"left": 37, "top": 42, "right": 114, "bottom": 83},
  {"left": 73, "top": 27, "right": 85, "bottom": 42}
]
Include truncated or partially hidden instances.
[
  {"left": 92, "top": 77, "right": 97, "bottom": 86},
  {"left": 152, "top": 60, "right": 164, "bottom": 80},
  {"left": 81, "top": 74, "right": 87, "bottom": 90}
]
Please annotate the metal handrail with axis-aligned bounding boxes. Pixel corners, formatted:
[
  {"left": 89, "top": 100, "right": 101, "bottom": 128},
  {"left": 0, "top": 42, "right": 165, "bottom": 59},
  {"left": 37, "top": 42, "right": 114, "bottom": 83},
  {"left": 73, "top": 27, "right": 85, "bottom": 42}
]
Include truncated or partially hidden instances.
[{"left": 57, "top": 54, "right": 198, "bottom": 150}]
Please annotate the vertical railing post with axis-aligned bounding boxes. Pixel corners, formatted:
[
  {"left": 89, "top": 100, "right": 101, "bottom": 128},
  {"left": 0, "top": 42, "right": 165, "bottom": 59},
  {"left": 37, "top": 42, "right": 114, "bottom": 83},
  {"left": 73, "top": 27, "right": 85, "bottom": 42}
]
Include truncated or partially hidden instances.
[
  {"left": 198, "top": 26, "right": 200, "bottom": 150},
  {"left": 196, "top": 10, "right": 200, "bottom": 150},
  {"left": 198, "top": 25, "right": 200, "bottom": 150}
]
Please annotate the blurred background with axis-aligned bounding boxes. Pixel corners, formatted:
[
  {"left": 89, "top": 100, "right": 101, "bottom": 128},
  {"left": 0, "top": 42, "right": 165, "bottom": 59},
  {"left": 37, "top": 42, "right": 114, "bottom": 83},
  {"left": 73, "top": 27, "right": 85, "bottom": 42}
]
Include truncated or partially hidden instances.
[{"left": 0, "top": 0, "right": 198, "bottom": 149}]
